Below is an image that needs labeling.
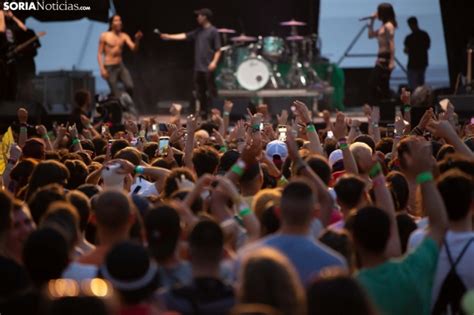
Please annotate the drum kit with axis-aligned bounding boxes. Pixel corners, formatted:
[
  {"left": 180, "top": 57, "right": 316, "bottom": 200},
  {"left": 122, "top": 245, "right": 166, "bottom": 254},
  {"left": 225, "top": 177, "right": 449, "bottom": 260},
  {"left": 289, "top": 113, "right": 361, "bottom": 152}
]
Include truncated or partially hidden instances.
[{"left": 216, "top": 19, "right": 323, "bottom": 91}]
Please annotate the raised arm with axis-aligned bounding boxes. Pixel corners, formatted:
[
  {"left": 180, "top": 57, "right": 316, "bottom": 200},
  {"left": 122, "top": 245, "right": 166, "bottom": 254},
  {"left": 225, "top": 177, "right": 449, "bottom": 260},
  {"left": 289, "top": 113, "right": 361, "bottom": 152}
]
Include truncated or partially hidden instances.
[
  {"left": 369, "top": 159, "right": 401, "bottom": 257},
  {"left": 286, "top": 125, "right": 334, "bottom": 227},
  {"left": 9, "top": 12, "right": 27, "bottom": 32},
  {"left": 160, "top": 33, "right": 187, "bottom": 41},
  {"left": 426, "top": 119, "right": 474, "bottom": 159},
  {"left": 294, "top": 100, "right": 324, "bottom": 155},
  {"left": 368, "top": 15, "right": 378, "bottom": 39},
  {"left": 409, "top": 138, "right": 448, "bottom": 246},
  {"left": 0, "top": 10, "right": 5, "bottom": 33},
  {"left": 124, "top": 31, "right": 142, "bottom": 52},
  {"left": 183, "top": 115, "right": 197, "bottom": 169},
  {"left": 333, "top": 112, "right": 359, "bottom": 175}
]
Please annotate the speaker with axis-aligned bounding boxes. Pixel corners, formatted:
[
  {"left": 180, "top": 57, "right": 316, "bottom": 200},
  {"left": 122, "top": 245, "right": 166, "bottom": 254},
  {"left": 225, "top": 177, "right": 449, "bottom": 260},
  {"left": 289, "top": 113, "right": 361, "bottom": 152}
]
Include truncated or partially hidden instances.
[{"left": 34, "top": 70, "right": 95, "bottom": 110}]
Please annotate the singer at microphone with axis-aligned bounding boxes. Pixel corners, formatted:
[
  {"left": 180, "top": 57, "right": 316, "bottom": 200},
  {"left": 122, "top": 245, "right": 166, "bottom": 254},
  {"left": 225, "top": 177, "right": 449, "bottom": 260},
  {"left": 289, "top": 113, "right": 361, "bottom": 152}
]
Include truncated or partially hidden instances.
[{"left": 366, "top": 3, "right": 397, "bottom": 106}]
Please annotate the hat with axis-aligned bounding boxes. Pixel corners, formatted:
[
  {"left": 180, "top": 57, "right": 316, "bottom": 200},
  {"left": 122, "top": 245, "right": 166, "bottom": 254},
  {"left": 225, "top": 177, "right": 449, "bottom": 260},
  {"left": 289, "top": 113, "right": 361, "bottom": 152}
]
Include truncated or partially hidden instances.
[
  {"left": 194, "top": 8, "right": 213, "bottom": 19},
  {"left": 101, "top": 241, "right": 159, "bottom": 292},
  {"left": 265, "top": 140, "right": 288, "bottom": 160},
  {"left": 328, "top": 149, "right": 343, "bottom": 168}
]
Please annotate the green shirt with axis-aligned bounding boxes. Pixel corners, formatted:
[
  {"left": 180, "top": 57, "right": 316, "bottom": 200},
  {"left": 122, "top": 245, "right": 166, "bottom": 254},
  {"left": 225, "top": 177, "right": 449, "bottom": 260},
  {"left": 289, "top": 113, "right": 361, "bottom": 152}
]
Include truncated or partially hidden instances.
[{"left": 356, "top": 237, "right": 439, "bottom": 315}]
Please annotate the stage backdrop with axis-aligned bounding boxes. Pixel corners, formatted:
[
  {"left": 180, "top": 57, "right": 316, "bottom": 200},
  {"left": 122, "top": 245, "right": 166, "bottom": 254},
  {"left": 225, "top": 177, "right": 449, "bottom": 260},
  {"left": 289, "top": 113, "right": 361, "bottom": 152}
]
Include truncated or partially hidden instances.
[{"left": 113, "top": 0, "right": 320, "bottom": 113}]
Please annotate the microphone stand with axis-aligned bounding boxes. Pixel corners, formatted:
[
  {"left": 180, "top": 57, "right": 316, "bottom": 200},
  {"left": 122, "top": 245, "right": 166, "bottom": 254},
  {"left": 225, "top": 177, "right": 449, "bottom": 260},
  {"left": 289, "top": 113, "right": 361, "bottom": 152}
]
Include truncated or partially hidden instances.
[{"left": 336, "top": 23, "right": 368, "bottom": 66}]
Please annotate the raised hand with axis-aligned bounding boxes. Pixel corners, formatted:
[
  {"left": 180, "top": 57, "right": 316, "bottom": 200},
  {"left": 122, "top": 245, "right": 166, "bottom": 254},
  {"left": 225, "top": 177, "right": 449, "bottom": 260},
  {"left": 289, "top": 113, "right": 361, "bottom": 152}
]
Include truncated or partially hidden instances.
[
  {"left": 426, "top": 119, "right": 457, "bottom": 140},
  {"left": 293, "top": 100, "right": 312, "bottom": 124},
  {"left": 277, "top": 109, "right": 289, "bottom": 126},
  {"left": 223, "top": 100, "right": 234, "bottom": 114},
  {"left": 333, "top": 112, "right": 347, "bottom": 140},
  {"left": 17, "top": 108, "right": 28, "bottom": 124},
  {"left": 407, "top": 137, "right": 434, "bottom": 174},
  {"left": 418, "top": 108, "right": 435, "bottom": 130},
  {"left": 186, "top": 114, "right": 197, "bottom": 133},
  {"left": 35, "top": 125, "right": 47, "bottom": 137},
  {"left": 135, "top": 31, "right": 143, "bottom": 40}
]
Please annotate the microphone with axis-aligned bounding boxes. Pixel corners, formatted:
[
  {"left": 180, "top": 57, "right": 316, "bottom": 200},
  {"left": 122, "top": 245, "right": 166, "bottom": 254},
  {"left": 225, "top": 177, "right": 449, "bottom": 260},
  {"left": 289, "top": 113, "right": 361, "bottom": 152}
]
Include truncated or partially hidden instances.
[{"left": 359, "top": 16, "right": 375, "bottom": 21}]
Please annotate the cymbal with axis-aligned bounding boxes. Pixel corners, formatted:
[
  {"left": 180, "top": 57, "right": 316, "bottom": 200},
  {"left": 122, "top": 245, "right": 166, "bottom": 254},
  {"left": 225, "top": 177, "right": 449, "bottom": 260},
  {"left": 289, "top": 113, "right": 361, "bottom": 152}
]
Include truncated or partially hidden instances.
[
  {"left": 218, "top": 28, "right": 236, "bottom": 34},
  {"left": 286, "top": 35, "right": 305, "bottom": 41},
  {"left": 280, "top": 19, "right": 307, "bottom": 27},
  {"left": 231, "top": 34, "right": 257, "bottom": 42}
]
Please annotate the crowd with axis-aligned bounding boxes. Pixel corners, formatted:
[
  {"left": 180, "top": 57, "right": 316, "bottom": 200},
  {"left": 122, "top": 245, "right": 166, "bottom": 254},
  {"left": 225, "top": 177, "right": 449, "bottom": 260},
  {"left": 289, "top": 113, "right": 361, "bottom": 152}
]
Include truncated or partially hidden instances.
[{"left": 0, "top": 88, "right": 474, "bottom": 315}]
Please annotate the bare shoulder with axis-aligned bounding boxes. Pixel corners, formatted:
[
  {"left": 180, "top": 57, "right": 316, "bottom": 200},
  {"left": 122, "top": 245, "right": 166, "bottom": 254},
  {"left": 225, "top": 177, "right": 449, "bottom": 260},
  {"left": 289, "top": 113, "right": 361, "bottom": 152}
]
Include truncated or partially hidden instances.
[
  {"left": 120, "top": 32, "right": 132, "bottom": 40},
  {"left": 385, "top": 22, "right": 395, "bottom": 32},
  {"left": 100, "top": 31, "right": 110, "bottom": 41}
]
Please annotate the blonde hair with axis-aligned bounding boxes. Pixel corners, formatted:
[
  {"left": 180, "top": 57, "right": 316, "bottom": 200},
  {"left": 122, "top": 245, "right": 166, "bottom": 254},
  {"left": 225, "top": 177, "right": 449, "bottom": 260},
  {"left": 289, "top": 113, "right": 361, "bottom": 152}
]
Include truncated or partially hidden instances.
[
  {"left": 238, "top": 247, "right": 307, "bottom": 315},
  {"left": 251, "top": 189, "right": 281, "bottom": 220}
]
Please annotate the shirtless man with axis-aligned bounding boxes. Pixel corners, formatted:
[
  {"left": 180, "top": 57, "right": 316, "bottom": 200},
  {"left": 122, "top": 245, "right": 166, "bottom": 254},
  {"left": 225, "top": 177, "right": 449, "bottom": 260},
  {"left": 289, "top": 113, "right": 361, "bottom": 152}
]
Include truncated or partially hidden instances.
[
  {"left": 98, "top": 15, "right": 143, "bottom": 98},
  {"left": 367, "top": 3, "right": 397, "bottom": 105}
]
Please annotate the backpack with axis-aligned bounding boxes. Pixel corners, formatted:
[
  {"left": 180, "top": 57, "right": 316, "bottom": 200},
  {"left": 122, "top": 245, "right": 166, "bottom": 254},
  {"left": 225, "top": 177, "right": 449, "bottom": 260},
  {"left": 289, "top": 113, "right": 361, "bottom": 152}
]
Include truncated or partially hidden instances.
[{"left": 432, "top": 237, "right": 474, "bottom": 315}]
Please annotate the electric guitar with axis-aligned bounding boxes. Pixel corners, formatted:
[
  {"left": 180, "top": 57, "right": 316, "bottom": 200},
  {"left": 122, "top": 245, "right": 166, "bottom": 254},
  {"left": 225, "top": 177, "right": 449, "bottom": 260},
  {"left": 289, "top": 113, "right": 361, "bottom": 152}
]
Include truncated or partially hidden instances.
[{"left": 2, "top": 31, "right": 46, "bottom": 64}]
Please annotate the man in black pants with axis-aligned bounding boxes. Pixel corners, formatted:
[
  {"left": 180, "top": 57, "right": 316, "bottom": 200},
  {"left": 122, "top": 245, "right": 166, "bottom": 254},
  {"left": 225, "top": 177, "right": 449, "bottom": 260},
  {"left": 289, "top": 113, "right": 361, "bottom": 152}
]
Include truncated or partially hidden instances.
[
  {"left": 161, "top": 8, "right": 221, "bottom": 118},
  {"left": 404, "top": 16, "right": 430, "bottom": 91}
]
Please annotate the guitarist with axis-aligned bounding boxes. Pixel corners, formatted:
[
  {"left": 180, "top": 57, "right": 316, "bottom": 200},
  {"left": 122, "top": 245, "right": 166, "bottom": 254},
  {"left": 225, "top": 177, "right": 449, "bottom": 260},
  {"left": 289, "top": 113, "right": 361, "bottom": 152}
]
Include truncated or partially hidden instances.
[{"left": 0, "top": 9, "right": 27, "bottom": 101}]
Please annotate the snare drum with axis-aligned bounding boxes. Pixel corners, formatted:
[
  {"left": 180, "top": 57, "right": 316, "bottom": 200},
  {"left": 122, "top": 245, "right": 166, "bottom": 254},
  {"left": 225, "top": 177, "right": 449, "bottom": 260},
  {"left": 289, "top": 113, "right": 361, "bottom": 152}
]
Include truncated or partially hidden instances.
[
  {"left": 236, "top": 57, "right": 271, "bottom": 91},
  {"left": 262, "top": 36, "right": 284, "bottom": 61}
]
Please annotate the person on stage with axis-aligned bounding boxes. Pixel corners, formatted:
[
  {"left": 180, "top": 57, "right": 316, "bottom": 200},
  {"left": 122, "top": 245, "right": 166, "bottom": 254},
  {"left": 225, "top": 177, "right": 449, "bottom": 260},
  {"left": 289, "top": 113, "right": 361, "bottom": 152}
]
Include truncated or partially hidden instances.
[
  {"left": 161, "top": 8, "right": 221, "bottom": 118},
  {"left": 367, "top": 3, "right": 397, "bottom": 105},
  {"left": 404, "top": 17, "right": 430, "bottom": 91},
  {"left": 98, "top": 15, "right": 142, "bottom": 99},
  {"left": 0, "top": 10, "right": 27, "bottom": 101}
]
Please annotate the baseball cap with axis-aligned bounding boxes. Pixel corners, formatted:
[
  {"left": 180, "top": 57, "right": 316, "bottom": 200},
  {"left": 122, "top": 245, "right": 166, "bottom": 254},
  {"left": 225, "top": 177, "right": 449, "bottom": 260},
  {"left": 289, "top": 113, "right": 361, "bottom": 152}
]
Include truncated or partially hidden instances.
[
  {"left": 265, "top": 140, "right": 288, "bottom": 160},
  {"left": 328, "top": 149, "right": 343, "bottom": 168},
  {"left": 194, "top": 8, "right": 213, "bottom": 19}
]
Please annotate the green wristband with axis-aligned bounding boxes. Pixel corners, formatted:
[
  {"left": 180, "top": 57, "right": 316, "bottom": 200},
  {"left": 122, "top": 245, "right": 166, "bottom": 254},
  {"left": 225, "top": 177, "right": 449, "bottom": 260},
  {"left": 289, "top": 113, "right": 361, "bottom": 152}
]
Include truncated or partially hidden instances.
[
  {"left": 42, "top": 134, "right": 50, "bottom": 140},
  {"left": 20, "top": 127, "right": 27, "bottom": 132},
  {"left": 219, "top": 146, "right": 227, "bottom": 153},
  {"left": 339, "top": 143, "right": 349, "bottom": 150},
  {"left": 134, "top": 165, "right": 145, "bottom": 175},
  {"left": 404, "top": 105, "right": 411, "bottom": 113},
  {"left": 223, "top": 112, "right": 230, "bottom": 116},
  {"left": 231, "top": 164, "right": 245, "bottom": 176},
  {"left": 239, "top": 207, "right": 252, "bottom": 217},
  {"left": 369, "top": 163, "right": 382, "bottom": 178},
  {"left": 72, "top": 138, "right": 80, "bottom": 145},
  {"left": 416, "top": 172, "right": 433, "bottom": 184},
  {"left": 306, "top": 124, "right": 316, "bottom": 132}
]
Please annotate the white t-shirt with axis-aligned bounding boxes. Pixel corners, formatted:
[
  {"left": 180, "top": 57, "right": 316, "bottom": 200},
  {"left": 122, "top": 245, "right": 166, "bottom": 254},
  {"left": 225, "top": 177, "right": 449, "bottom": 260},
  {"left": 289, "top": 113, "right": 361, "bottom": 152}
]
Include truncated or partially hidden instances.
[
  {"left": 431, "top": 231, "right": 474, "bottom": 308},
  {"left": 130, "top": 177, "right": 157, "bottom": 196}
]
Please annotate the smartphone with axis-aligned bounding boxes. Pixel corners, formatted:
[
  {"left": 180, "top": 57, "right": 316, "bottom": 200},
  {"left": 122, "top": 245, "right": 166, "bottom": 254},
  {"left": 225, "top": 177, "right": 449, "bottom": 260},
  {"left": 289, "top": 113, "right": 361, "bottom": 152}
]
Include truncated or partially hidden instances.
[
  {"left": 152, "top": 124, "right": 158, "bottom": 132},
  {"left": 159, "top": 123, "right": 168, "bottom": 132},
  {"left": 439, "top": 98, "right": 450, "bottom": 112},
  {"left": 259, "top": 122, "right": 264, "bottom": 131},
  {"left": 101, "top": 125, "right": 107, "bottom": 134},
  {"left": 327, "top": 130, "right": 334, "bottom": 139},
  {"left": 158, "top": 136, "right": 170, "bottom": 155},
  {"left": 278, "top": 125, "right": 287, "bottom": 142}
]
